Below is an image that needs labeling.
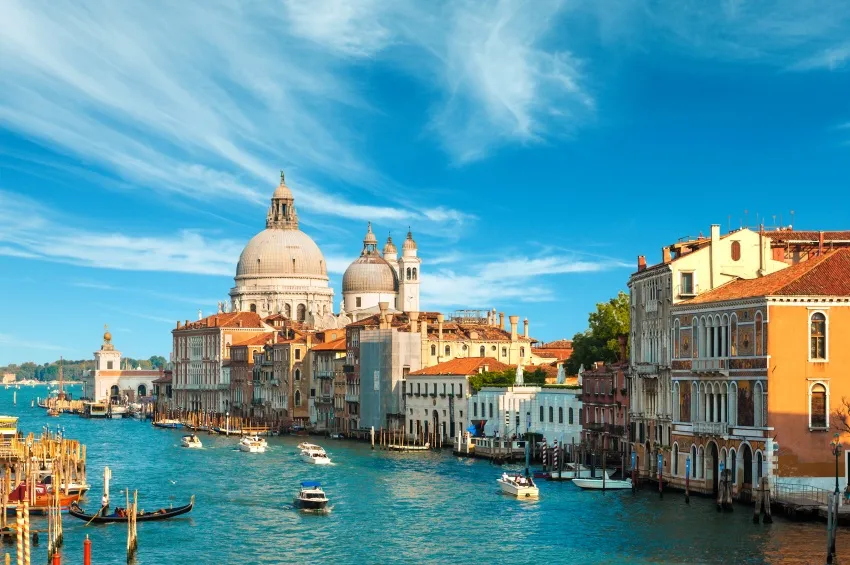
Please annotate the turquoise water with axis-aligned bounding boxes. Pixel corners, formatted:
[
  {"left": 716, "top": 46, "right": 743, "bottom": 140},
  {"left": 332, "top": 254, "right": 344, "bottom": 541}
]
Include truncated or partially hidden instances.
[{"left": 0, "top": 386, "right": 839, "bottom": 564}]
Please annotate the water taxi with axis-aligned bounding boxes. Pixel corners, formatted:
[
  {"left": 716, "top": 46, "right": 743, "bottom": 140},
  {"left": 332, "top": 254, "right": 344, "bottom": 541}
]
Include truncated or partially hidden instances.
[
  {"left": 239, "top": 436, "right": 267, "bottom": 453},
  {"left": 109, "top": 405, "right": 128, "bottom": 419},
  {"left": 152, "top": 418, "right": 184, "bottom": 429},
  {"left": 82, "top": 402, "right": 109, "bottom": 419},
  {"left": 181, "top": 434, "right": 203, "bottom": 449},
  {"left": 293, "top": 481, "right": 329, "bottom": 511},
  {"left": 300, "top": 446, "right": 331, "bottom": 465},
  {"left": 497, "top": 473, "right": 539, "bottom": 498}
]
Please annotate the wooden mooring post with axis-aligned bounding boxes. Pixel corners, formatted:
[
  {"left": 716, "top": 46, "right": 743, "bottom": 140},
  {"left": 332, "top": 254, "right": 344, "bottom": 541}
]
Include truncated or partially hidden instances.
[
  {"left": 827, "top": 491, "right": 839, "bottom": 564},
  {"left": 752, "top": 476, "right": 772, "bottom": 524},
  {"left": 126, "top": 489, "right": 138, "bottom": 563}
]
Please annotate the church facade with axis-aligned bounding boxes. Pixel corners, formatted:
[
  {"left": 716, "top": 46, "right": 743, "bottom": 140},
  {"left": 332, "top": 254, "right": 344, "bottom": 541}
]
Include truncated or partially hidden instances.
[{"left": 84, "top": 328, "right": 161, "bottom": 403}]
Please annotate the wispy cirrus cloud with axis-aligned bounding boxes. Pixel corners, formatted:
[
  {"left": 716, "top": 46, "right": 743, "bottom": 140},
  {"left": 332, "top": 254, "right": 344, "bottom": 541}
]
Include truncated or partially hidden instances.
[{"left": 422, "top": 251, "right": 630, "bottom": 308}]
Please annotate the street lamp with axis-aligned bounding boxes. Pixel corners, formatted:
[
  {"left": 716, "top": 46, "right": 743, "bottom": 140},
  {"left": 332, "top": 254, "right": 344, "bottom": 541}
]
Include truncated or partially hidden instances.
[{"left": 831, "top": 433, "right": 842, "bottom": 496}]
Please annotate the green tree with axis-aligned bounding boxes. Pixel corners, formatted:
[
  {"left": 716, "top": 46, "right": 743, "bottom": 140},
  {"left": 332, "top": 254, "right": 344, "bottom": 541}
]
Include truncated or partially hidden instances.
[
  {"left": 566, "top": 291, "right": 630, "bottom": 374},
  {"left": 149, "top": 355, "right": 167, "bottom": 369}
]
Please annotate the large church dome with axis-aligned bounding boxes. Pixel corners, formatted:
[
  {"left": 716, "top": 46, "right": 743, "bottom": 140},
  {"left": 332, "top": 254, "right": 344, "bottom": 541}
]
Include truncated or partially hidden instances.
[{"left": 236, "top": 229, "right": 327, "bottom": 279}]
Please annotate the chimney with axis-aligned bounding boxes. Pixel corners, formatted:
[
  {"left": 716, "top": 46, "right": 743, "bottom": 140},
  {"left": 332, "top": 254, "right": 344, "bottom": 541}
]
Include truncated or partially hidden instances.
[
  {"left": 237, "top": 320, "right": 242, "bottom": 328},
  {"left": 637, "top": 255, "right": 646, "bottom": 272},
  {"left": 499, "top": 312, "right": 505, "bottom": 330},
  {"left": 409, "top": 311, "right": 420, "bottom": 334},
  {"left": 306, "top": 333, "right": 313, "bottom": 348},
  {"left": 379, "top": 302, "right": 389, "bottom": 329},
  {"left": 437, "top": 314, "right": 444, "bottom": 344},
  {"left": 617, "top": 334, "right": 628, "bottom": 363},
  {"left": 662, "top": 247, "right": 671, "bottom": 264},
  {"left": 420, "top": 319, "right": 427, "bottom": 338},
  {"left": 819, "top": 231, "right": 825, "bottom": 256},
  {"left": 509, "top": 315, "right": 519, "bottom": 341},
  {"left": 710, "top": 224, "right": 722, "bottom": 286},
  {"left": 176, "top": 321, "right": 181, "bottom": 330},
  {"left": 482, "top": 364, "right": 489, "bottom": 373},
  {"left": 523, "top": 318, "right": 529, "bottom": 338}
]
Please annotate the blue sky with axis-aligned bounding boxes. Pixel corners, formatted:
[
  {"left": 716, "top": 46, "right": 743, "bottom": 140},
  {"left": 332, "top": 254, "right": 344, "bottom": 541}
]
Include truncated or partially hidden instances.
[{"left": 1, "top": 0, "right": 848, "bottom": 365}]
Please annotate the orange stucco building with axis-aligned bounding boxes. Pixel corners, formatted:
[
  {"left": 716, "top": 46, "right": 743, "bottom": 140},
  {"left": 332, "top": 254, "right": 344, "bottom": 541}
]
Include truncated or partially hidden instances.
[{"left": 666, "top": 248, "right": 850, "bottom": 498}]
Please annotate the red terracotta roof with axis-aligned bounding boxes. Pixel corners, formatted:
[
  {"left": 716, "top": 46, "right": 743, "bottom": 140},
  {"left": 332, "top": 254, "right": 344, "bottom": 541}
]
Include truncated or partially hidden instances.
[
  {"left": 765, "top": 230, "right": 850, "bottom": 243},
  {"left": 177, "top": 312, "right": 266, "bottom": 331},
  {"left": 684, "top": 248, "right": 850, "bottom": 304},
  {"left": 230, "top": 333, "right": 275, "bottom": 347},
  {"left": 311, "top": 337, "right": 346, "bottom": 352},
  {"left": 409, "top": 357, "right": 510, "bottom": 376}
]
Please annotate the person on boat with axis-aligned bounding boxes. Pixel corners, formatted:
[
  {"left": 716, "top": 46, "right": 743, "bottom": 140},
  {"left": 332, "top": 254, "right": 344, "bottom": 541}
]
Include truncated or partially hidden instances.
[{"left": 101, "top": 494, "right": 109, "bottom": 516}]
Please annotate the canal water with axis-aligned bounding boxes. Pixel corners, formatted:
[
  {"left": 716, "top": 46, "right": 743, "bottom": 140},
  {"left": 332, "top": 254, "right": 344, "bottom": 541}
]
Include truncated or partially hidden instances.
[{"left": 0, "top": 386, "right": 839, "bottom": 564}]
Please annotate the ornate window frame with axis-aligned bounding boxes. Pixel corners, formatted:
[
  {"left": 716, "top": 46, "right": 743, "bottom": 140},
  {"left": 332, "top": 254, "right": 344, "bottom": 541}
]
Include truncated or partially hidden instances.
[
  {"left": 807, "top": 378, "right": 829, "bottom": 431},
  {"left": 808, "top": 308, "right": 829, "bottom": 363}
]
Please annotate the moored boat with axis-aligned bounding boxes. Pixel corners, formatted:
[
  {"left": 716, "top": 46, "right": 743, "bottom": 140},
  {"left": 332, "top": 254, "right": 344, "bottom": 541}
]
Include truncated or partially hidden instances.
[
  {"left": 572, "top": 477, "right": 632, "bottom": 490},
  {"left": 68, "top": 496, "right": 194, "bottom": 523},
  {"left": 83, "top": 402, "right": 109, "bottom": 418},
  {"left": 109, "top": 405, "right": 127, "bottom": 419},
  {"left": 497, "top": 473, "right": 539, "bottom": 498},
  {"left": 5, "top": 483, "right": 80, "bottom": 515},
  {"left": 152, "top": 419, "right": 183, "bottom": 429},
  {"left": 293, "top": 481, "right": 329, "bottom": 511},
  {"left": 181, "top": 434, "right": 203, "bottom": 449},
  {"left": 239, "top": 436, "right": 267, "bottom": 453}
]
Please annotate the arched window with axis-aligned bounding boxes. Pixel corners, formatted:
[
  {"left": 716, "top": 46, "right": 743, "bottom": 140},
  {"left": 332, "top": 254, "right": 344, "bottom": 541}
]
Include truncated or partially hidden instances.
[
  {"left": 479, "top": 346, "right": 485, "bottom": 357},
  {"left": 730, "top": 448, "right": 737, "bottom": 484},
  {"left": 810, "top": 383, "right": 828, "bottom": 428},
  {"left": 692, "top": 318, "right": 699, "bottom": 358},
  {"left": 578, "top": 408, "right": 582, "bottom": 425},
  {"left": 568, "top": 407, "right": 574, "bottom": 425},
  {"left": 757, "top": 451, "right": 763, "bottom": 480},
  {"left": 250, "top": 303, "right": 257, "bottom": 313},
  {"left": 673, "top": 319, "right": 680, "bottom": 359},
  {"left": 412, "top": 267, "right": 417, "bottom": 280},
  {"left": 731, "top": 241, "right": 741, "bottom": 261},
  {"left": 501, "top": 347, "right": 507, "bottom": 357},
  {"left": 431, "top": 344, "right": 436, "bottom": 356},
  {"left": 294, "top": 390, "right": 301, "bottom": 407},
  {"left": 811, "top": 312, "right": 827, "bottom": 360},
  {"left": 294, "top": 369, "right": 301, "bottom": 381},
  {"left": 730, "top": 314, "right": 738, "bottom": 356},
  {"left": 754, "top": 381, "right": 764, "bottom": 427},
  {"left": 406, "top": 267, "right": 411, "bottom": 280},
  {"left": 690, "top": 446, "right": 697, "bottom": 478},
  {"left": 558, "top": 407, "right": 563, "bottom": 423},
  {"left": 672, "top": 443, "right": 679, "bottom": 476},
  {"left": 137, "top": 384, "right": 147, "bottom": 397},
  {"left": 297, "top": 304, "right": 306, "bottom": 322},
  {"left": 520, "top": 347, "right": 525, "bottom": 358},
  {"left": 444, "top": 345, "right": 451, "bottom": 357},
  {"left": 754, "top": 312, "right": 763, "bottom": 356},
  {"left": 539, "top": 406, "right": 544, "bottom": 422},
  {"left": 549, "top": 406, "right": 554, "bottom": 423}
]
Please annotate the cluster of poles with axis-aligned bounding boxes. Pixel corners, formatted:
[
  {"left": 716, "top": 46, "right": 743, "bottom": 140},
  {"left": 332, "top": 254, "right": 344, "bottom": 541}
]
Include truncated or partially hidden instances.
[{"left": 372, "top": 426, "right": 441, "bottom": 451}]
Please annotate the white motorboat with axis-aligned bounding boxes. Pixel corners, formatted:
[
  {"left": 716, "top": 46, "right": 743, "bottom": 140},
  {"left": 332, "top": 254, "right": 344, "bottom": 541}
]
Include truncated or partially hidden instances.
[
  {"left": 497, "top": 473, "right": 539, "bottom": 498},
  {"left": 572, "top": 477, "right": 632, "bottom": 490},
  {"left": 297, "top": 442, "right": 322, "bottom": 451},
  {"left": 239, "top": 435, "right": 267, "bottom": 453},
  {"left": 293, "top": 481, "right": 330, "bottom": 511},
  {"left": 300, "top": 447, "right": 331, "bottom": 465},
  {"left": 181, "top": 434, "right": 203, "bottom": 449},
  {"left": 109, "top": 405, "right": 127, "bottom": 419}
]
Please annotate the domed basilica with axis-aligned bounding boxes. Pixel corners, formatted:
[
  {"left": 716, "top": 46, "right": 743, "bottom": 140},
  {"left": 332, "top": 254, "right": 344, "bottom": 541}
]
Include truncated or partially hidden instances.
[{"left": 229, "top": 173, "right": 421, "bottom": 325}]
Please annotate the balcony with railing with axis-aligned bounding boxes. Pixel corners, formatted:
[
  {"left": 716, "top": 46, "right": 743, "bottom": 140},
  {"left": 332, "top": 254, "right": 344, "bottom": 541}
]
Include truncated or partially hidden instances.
[
  {"left": 693, "top": 421, "right": 728, "bottom": 435},
  {"left": 692, "top": 358, "right": 729, "bottom": 375},
  {"left": 345, "top": 394, "right": 359, "bottom": 403},
  {"left": 316, "top": 370, "right": 336, "bottom": 379}
]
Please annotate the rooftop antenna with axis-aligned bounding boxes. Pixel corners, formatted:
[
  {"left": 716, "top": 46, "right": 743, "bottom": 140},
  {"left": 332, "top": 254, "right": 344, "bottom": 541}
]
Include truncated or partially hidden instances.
[
  {"left": 772, "top": 215, "right": 777, "bottom": 230},
  {"left": 790, "top": 210, "right": 795, "bottom": 229}
]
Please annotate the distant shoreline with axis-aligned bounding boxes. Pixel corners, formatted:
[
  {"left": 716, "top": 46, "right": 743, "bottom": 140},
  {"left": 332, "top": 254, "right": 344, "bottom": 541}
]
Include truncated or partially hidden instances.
[{"left": 5, "top": 380, "right": 84, "bottom": 386}]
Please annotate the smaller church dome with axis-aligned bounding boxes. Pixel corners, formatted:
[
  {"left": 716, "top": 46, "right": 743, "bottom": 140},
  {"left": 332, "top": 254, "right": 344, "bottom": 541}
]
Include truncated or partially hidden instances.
[
  {"left": 363, "top": 222, "right": 378, "bottom": 247},
  {"left": 342, "top": 255, "right": 399, "bottom": 293},
  {"left": 272, "top": 171, "right": 293, "bottom": 200},
  {"left": 402, "top": 230, "right": 417, "bottom": 255}
]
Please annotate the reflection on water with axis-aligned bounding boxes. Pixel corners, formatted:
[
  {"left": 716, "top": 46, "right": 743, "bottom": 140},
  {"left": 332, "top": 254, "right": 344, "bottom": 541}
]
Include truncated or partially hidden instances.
[{"left": 0, "top": 386, "right": 840, "bottom": 564}]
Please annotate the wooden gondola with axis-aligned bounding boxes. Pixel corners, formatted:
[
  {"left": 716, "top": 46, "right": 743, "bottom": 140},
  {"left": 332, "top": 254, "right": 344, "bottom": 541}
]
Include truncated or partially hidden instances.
[{"left": 68, "top": 496, "right": 194, "bottom": 523}]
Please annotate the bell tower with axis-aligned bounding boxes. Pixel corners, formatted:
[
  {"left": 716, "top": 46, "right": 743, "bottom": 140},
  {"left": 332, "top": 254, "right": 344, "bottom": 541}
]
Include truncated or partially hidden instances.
[
  {"left": 94, "top": 325, "right": 122, "bottom": 372},
  {"left": 398, "top": 229, "right": 421, "bottom": 312}
]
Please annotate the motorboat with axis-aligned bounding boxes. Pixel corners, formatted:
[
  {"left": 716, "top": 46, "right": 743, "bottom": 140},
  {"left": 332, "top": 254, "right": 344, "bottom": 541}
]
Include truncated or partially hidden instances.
[
  {"left": 47, "top": 407, "right": 60, "bottom": 417},
  {"left": 109, "top": 405, "right": 127, "bottom": 419},
  {"left": 293, "top": 481, "right": 329, "bottom": 511},
  {"left": 239, "top": 436, "right": 267, "bottom": 453},
  {"left": 300, "top": 447, "right": 331, "bottom": 465},
  {"left": 152, "top": 419, "right": 183, "bottom": 429},
  {"left": 329, "top": 433, "right": 344, "bottom": 440},
  {"left": 497, "top": 473, "right": 539, "bottom": 498},
  {"left": 181, "top": 434, "right": 203, "bottom": 449},
  {"left": 40, "top": 474, "right": 90, "bottom": 496},
  {"left": 297, "top": 442, "right": 322, "bottom": 451},
  {"left": 5, "top": 483, "right": 80, "bottom": 515},
  {"left": 546, "top": 463, "right": 610, "bottom": 481},
  {"left": 572, "top": 477, "right": 632, "bottom": 490}
]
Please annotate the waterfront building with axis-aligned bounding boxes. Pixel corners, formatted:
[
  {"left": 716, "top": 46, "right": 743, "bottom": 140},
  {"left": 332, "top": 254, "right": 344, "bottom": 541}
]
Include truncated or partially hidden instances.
[
  {"left": 229, "top": 335, "right": 275, "bottom": 417},
  {"left": 406, "top": 357, "right": 509, "bottom": 442},
  {"left": 310, "top": 337, "right": 346, "bottom": 431},
  {"left": 152, "top": 370, "right": 173, "bottom": 408},
  {"left": 2, "top": 373, "right": 15, "bottom": 384},
  {"left": 581, "top": 359, "right": 629, "bottom": 457},
  {"left": 342, "top": 224, "right": 421, "bottom": 320},
  {"left": 628, "top": 225, "right": 790, "bottom": 480},
  {"left": 171, "top": 311, "right": 271, "bottom": 412},
  {"left": 344, "top": 307, "right": 542, "bottom": 433},
  {"left": 84, "top": 327, "right": 161, "bottom": 402},
  {"left": 529, "top": 384, "right": 583, "bottom": 445},
  {"left": 668, "top": 247, "right": 850, "bottom": 497}
]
